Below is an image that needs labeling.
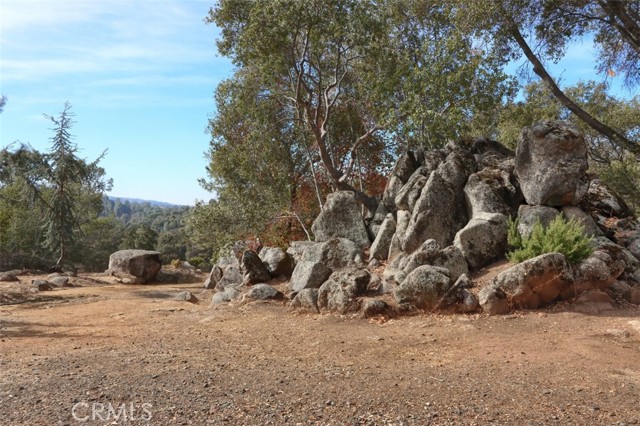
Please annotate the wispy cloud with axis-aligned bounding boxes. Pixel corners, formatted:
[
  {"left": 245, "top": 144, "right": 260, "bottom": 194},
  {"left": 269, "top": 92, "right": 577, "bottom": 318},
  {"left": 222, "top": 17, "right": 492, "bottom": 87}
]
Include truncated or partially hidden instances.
[{"left": 0, "top": 0, "right": 221, "bottom": 84}]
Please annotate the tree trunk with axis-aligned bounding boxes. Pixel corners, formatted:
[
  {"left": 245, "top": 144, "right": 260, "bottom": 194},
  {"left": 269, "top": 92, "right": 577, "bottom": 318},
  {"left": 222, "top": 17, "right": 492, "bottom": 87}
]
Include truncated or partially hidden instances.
[{"left": 506, "top": 16, "right": 640, "bottom": 156}]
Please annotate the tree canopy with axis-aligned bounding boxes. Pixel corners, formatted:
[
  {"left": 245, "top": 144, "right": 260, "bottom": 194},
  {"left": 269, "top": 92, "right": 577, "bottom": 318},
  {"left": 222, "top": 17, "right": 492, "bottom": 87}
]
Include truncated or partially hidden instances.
[{"left": 198, "top": 0, "right": 515, "bottom": 255}]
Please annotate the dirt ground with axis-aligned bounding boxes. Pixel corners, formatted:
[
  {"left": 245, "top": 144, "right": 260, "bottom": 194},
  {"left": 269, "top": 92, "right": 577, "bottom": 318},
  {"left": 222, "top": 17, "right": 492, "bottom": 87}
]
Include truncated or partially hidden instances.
[{"left": 1, "top": 272, "right": 640, "bottom": 425}]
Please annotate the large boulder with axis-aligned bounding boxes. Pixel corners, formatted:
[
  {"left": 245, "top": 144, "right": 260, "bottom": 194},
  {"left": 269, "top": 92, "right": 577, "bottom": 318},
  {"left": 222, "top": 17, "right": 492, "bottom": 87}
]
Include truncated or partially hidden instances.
[
  {"left": 290, "top": 261, "right": 332, "bottom": 292},
  {"left": 392, "top": 151, "right": 419, "bottom": 183},
  {"left": 286, "top": 241, "right": 317, "bottom": 264},
  {"left": 381, "top": 152, "right": 419, "bottom": 210},
  {"left": 515, "top": 120, "right": 589, "bottom": 206},
  {"left": 464, "top": 167, "right": 522, "bottom": 219},
  {"left": 0, "top": 272, "right": 19, "bottom": 282},
  {"left": 580, "top": 178, "right": 634, "bottom": 219},
  {"left": 394, "top": 265, "right": 452, "bottom": 310},
  {"left": 469, "top": 138, "right": 515, "bottom": 170},
  {"left": 212, "top": 265, "right": 243, "bottom": 291},
  {"left": 369, "top": 213, "right": 397, "bottom": 261},
  {"left": 517, "top": 205, "right": 559, "bottom": 239},
  {"left": 396, "top": 245, "right": 468, "bottom": 285},
  {"left": 317, "top": 269, "right": 370, "bottom": 314},
  {"left": 301, "top": 238, "right": 363, "bottom": 269},
  {"left": 259, "top": 247, "right": 294, "bottom": 278},
  {"left": 382, "top": 175, "right": 404, "bottom": 211},
  {"left": 592, "top": 237, "right": 640, "bottom": 285},
  {"left": 367, "top": 203, "right": 389, "bottom": 241},
  {"left": 454, "top": 212, "right": 509, "bottom": 271},
  {"left": 241, "top": 250, "right": 272, "bottom": 285},
  {"left": 395, "top": 167, "right": 432, "bottom": 212},
  {"left": 478, "top": 253, "right": 573, "bottom": 315},
  {"left": 402, "top": 150, "right": 475, "bottom": 252},
  {"left": 311, "top": 191, "right": 370, "bottom": 248},
  {"left": 560, "top": 249, "right": 625, "bottom": 299},
  {"left": 108, "top": 250, "right": 162, "bottom": 284}
]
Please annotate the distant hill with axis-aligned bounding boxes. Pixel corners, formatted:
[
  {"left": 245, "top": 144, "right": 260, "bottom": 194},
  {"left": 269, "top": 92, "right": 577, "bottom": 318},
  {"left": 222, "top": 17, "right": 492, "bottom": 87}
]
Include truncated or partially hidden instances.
[{"left": 107, "top": 196, "right": 185, "bottom": 208}]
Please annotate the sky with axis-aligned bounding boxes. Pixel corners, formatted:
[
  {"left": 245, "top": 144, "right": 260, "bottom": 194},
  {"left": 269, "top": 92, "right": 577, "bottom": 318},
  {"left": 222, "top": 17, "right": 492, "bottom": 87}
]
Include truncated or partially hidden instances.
[
  {"left": 0, "top": 1, "right": 634, "bottom": 206},
  {"left": 0, "top": 0, "right": 233, "bottom": 205}
]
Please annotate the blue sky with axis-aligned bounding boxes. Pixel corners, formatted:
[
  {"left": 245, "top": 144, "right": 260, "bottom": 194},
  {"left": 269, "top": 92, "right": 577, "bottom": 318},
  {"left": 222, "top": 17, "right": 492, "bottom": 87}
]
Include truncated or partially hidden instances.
[
  {"left": 0, "top": 1, "right": 633, "bottom": 206},
  {"left": 0, "top": 0, "right": 233, "bottom": 205}
]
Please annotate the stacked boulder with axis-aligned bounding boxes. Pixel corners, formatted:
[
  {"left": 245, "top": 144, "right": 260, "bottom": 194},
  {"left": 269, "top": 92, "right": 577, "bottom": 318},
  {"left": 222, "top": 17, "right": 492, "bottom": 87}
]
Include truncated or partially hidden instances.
[
  {"left": 477, "top": 121, "right": 640, "bottom": 314},
  {"left": 372, "top": 137, "right": 523, "bottom": 313},
  {"left": 289, "top": 192, "right": 373, "bottom": 314},
  {"left": 207, "top": 244, "right": 294, "bottom": 305},
  {"left": 208, "top": 120, "right": 640, "bottom": 316}
]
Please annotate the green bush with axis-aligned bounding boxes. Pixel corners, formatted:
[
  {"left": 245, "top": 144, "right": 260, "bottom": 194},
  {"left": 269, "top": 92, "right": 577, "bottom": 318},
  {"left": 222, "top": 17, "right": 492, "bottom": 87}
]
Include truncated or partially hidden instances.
[{"left": 507, "top": 215, "right": 593, "bottom": 264}]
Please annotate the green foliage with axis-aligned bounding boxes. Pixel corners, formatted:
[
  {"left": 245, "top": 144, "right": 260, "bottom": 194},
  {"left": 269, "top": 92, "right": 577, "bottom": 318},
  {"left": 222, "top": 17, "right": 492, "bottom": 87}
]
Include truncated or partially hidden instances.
[
  {"left": 506, "top": 216, "right": 522, "bottom": 251},
  {"left": 598, "top": 156, "right": 640, "bottom": 214},
  {"left": 507, "top": 216, "right": 594, "bottom": 264},
  {"left": 0, "top": 103, "right": 111, "bottom": 270},
  {"left": 119, "top": 224, "right": 158, "bottom": 251},
  {"left": 200, "top": 0, "right": 514, "bottom": 252},
  {"left": 187, "top": 256, "right": 210, "bottom": 271},
  {"left": 73, "top": 217, "right": 124, "bottom": 271}
]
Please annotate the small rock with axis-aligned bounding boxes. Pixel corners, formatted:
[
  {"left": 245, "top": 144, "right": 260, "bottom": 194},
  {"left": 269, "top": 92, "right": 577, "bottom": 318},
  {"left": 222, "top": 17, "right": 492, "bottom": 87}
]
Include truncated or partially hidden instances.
[
  {"left": 174, "top": 291, "right": 198, "bottom": 303},
  {"left": 361, "top": 299, "right": 390, "bottom": 318},
  {"left": 0, "top": 272, "right": 19, "bottom": 282},
  {"left": 290, "top": 288, "right": 319, "bottom": 313},
  {"left": 31, "top": 280, "right": 52, "bottom": 291},
  {"left": 605, "top": 329, "right": 630, "bottom": 339},
  {"left": 48, "top": 276, "right": 70, "bottom": 287},
  {"left": 211, "top": 287, "right": 241, "bottom": 305},
  {"left": 244, "top": 284, "right": 284, "bottom": 301}
]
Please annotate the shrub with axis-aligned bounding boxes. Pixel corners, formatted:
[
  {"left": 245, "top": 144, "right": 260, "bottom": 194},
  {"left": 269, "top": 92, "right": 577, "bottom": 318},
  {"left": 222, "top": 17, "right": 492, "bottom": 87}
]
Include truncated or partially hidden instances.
[
  {"left": 188, "top": 256, "right": 204, "bottom": 268},
  {"left": 507, "top": 215, "right": 593, "bottom": 264}
]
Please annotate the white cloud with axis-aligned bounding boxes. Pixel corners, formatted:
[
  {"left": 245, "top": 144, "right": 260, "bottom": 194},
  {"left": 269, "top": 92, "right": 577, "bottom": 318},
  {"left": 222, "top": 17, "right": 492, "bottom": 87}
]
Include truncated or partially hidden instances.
[{"left": 0, "top": 0, "right": 222, "bottom": 84}]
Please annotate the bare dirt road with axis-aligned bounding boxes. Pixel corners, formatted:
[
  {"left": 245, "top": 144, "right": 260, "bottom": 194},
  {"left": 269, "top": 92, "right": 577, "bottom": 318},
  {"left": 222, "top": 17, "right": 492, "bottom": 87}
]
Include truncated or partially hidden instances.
[{"left": 1, "top": 274, "right": 640, "bottom": 425}]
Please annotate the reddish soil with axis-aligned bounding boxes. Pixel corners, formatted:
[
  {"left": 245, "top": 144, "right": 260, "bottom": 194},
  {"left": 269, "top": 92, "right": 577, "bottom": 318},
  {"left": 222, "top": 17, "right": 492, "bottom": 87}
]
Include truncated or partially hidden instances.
[{"left": 1, "top": 272, "right": 640, "bottom": 425}]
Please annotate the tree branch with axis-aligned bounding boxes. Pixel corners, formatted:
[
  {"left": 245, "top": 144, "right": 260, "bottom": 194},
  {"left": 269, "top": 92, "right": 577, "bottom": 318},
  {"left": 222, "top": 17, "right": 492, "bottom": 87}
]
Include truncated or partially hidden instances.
[
  {"left": 339, "top": 126, "right": 381, "bottom": 184},
  {"left": 505, "top": 15, "right": 640, "bottom": 155}
]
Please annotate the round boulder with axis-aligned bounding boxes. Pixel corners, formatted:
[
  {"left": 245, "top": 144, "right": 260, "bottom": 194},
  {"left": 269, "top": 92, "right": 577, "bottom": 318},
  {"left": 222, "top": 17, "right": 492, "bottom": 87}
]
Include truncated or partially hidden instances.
[{"left": 108, "top": 250, "right": 162, "bottom": 284}]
